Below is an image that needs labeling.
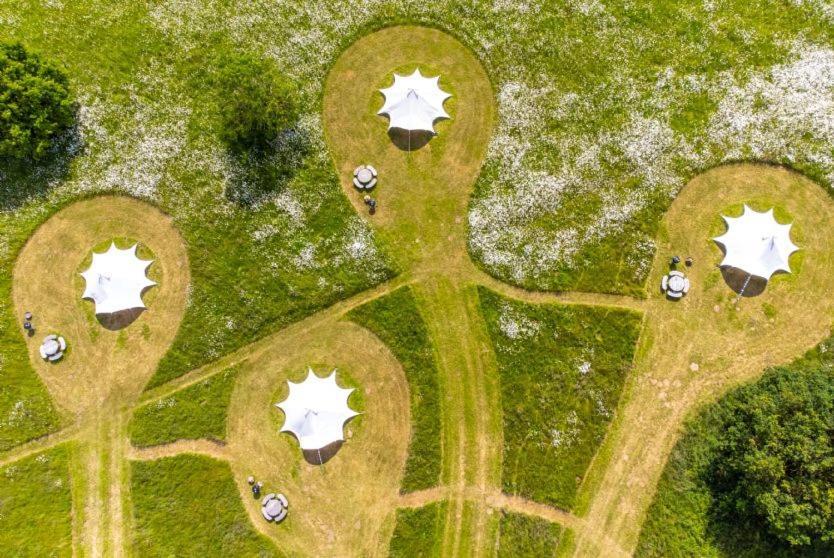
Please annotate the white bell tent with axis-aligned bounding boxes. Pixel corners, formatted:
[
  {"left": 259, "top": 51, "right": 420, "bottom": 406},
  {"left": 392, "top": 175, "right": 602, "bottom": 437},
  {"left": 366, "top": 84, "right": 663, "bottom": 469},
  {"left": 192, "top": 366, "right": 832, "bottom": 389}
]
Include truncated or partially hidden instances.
[
  {"left": 80, "top": 243, "right": 156, "bottom": 315},
  {"left": 275, "top": 368, "right": 359, "bottom": 452},
  {"left": 378, "top": 68, "right": 451, "bottom": 134},
  {"left": 713, "top": 205, "right": 799, "bottom": 282}
]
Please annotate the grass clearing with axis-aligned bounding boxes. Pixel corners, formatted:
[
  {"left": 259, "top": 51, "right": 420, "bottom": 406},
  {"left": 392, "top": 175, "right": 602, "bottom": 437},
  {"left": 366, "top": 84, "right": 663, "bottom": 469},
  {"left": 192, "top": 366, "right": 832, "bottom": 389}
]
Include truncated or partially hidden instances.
[
  {"left": 0, "top": 444, "right": 73, "bottom": 557},
  {"left": 388, "top": 501, "right": 448, "bottom": 558},
  {"left": 224, "top": 320, "right": 410, "bottom": 557},
  {"left": 324, "top": 26, "right": 501, "bottom": 556},
  {"left": 574, "top": 165, "right": 834, "bottom": 557},
  {"left": 11, "top": 196, "right": 189, "bottom": 418},
  {"left": 129, "top": 366, "right": 239, "bottom": 448},
  {"left": 497, "top": 511, "right": 563, "bottom": 557},
  {"left": 0, "top": 2, "right": 394, "bottom": 402},
  {"left": 478, "top": 286, "right": 642, "bottom": 509},
  {"left": 129, "top": 454, "right": 281, "bottom": 557},
  {"left": 635, "top": 357, "right": 834, "bottom": 557},
  {"left": 347, "top": 285, "right": 442, "bottom": 493}
]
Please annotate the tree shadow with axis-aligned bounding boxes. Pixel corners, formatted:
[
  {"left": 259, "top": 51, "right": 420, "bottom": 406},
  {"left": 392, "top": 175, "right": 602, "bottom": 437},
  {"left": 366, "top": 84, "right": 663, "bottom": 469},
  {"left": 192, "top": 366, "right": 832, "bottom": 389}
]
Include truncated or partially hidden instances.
[
  {"left": 96, "top": 307, "right": 145, "bottom": 330},
  {"left": 0, "top": 122, "right": 82, "bottom": 211},
  {"left": 224, "top": 127, "right": 311, "bottom": 207},
  {"left": 387, "top": 128, "right": 434, "bottom": 151},
  {"left": 302, "top": 440, "right": 344, "bottom": 465},
  {"left": 720, "top": 267, "right": 768, "bottom": 297}
]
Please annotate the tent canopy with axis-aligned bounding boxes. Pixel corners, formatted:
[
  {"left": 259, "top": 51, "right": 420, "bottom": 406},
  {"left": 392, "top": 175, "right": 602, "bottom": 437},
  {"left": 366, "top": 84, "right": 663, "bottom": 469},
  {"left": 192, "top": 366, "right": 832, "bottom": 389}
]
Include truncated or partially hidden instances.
[
  {"left": 275, "top": 368, "right": 359, "bottom": 451},
  {"left": 80, "top": 242, "right": 156, "bottom": 314},
  {"left": 378, "top": 68, "right": 451, "bottom": 134},
  {"left": 713, "top": 205, "right": 798, "bottom": 280}
]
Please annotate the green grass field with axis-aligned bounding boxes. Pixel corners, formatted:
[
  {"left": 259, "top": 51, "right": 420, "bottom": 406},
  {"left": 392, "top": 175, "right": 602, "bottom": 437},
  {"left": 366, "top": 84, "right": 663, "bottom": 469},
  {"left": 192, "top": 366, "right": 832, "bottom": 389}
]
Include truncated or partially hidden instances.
[
  {"left": 129, "top": 366, "right": 239, "bottom": 447},
  {"left": 497, "top": 511, "right": 563, "bottom": 557},
  {"left": 389, "top": 501, "right": 448, "bottom": 558},
  {"left": 0, "top": 444, "right": 73, "bottom": 557},
  {"left": 478, "top": 287, "right": 642, "bottom": 509},
  {"left": 129, "top": 454, "right": 281, "bottom": 557},
  {"left": 347, "top": 286, "right": 443, "bottom": 493},
  {"left": 3, "top": 1, "right": 834, "bottom": 556}
]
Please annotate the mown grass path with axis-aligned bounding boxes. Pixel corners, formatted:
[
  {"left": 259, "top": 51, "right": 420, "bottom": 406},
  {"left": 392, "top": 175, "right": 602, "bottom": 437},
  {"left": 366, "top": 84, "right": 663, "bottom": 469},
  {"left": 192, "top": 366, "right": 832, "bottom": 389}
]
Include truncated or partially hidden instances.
[
  {"left": 6, "top": 25, "right": 833, "bottom": 558},
  {"left": 10, "top": 196, "right": 190, "bottom": 557},
  {"left": 324, "top": 25, "right": 505, "bottom": 556},
  {"left": 571, "top": 165, "right": 834, "bottom": 557}
]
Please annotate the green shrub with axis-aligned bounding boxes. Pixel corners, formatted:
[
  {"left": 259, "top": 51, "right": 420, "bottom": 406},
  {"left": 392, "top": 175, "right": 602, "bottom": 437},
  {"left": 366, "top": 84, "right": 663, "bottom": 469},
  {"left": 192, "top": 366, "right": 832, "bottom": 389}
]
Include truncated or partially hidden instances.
[
  {"left": 0, "top": 42, "right": 74, "bottom": 160},
  {"left": 709, "top": 370, "right": 834, "bottom": 547},
  {"left": 129, "top": 367, "right": 239, "bottom": 447},
  {"left": 347, "top": 286, "right": 442, "bottom": 493},
  {"left": 478, "top": 287, "right": 641, "bottom": 509},
  {"left": 497, "top": 512, "right": 562, "bottom": 557},
  {"left": 0, "top": 445, "right": 73, "bottom": 557},
  {"left": 129, "top": 454, "right": 281, "bottom": 557},
  {"left": 388, "top": 501, "right": 447, "bottom": 558},
  {"left": 636, "top": 340, "right": 834, "bottom": 557},
  {"left": 214, "top": 53, "right": 297, "bottom": 153}
]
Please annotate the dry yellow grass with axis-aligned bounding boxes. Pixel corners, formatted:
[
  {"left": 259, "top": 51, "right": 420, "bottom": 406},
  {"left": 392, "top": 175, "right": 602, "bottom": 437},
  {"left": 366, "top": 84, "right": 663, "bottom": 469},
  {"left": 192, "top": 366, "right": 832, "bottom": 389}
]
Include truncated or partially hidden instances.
[
  {"left": 223, "top": 321, "right": 411, "bottom": 557},
  {"left": 323, "top": 25, "right": 503, "bottom": 556},
  {"left": 572, "top": 164, "right": 834, "bottom": 557},
  {"left": 11, "top": 195, "right": 189, "bottom": 557}
]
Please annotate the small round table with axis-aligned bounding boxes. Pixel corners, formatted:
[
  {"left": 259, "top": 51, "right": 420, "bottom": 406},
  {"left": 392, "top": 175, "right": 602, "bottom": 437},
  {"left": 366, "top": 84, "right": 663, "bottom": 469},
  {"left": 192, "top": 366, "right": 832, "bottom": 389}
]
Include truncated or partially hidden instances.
[
  {"left": 261, "top": 492, "right": 289, "bottom": 523},
  {"left": 661, "top": 270, "right": 690, "bottom": 299},
  {"left": 39, "top": 334, "right": 66, "bottom": 362},
  {"left": 353, "top": 165, "right": 378, "bottom": 190}
]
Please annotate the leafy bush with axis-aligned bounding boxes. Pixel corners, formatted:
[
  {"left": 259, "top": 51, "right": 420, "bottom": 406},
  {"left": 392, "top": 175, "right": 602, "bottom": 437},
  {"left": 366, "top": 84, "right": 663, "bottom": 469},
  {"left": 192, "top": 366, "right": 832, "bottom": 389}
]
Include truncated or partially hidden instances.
[
  {"left": 212, "top": 52, "right": 309, "bottom": 205},
  {"left": 347, "top": 286, "right": 442, "bottom": 493},
  {"left": 0, "top": 42, "right": 74, "bottom": 160},
  {"left": 129, "top": 454, "right": 281, "bottom": 557},
  {"left": 129, "top": 366, "right": 239, "bottom": 447},
  {"left": 497, "top": 512, "right": 562, "bottom": 557},
  {"left": 0, "top": 445, "right": 73, "bottom": 557},
  {"left": 214, "top": 52, "right": 298, "bottom": 154},
  {"left": 388, "top": 501, "right": 447, "bottom": 558},
  {"left": 478, "top": 287, "right": 641, "bottom": 509},
  {"left": 708, "top": 369, "right": 834, "bottom": 547},
  {"left": 636, "top": 341, "right": 834, "bottom": 557}
]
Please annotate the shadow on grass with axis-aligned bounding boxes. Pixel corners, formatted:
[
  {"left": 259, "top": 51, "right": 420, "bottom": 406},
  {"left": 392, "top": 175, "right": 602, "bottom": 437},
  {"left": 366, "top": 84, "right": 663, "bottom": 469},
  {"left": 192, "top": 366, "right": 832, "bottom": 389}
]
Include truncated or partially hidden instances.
[
  {"left": 96, "top": 307, "right": 146, "bottom": 330},
  {"left": 0, "top": 125, "right": 82, "bottom": 211},
  {"left": 224, "top": 127, "right": 311, "bottom": 207},
  {"left": 302, "top": 440, "right": 344, "bottom": 465},
  {"left": 387, "top": 128, "right": 434, "bottom": 151},
  {"left": 720, "top": 267, "right": 768, "bottom": 297}
]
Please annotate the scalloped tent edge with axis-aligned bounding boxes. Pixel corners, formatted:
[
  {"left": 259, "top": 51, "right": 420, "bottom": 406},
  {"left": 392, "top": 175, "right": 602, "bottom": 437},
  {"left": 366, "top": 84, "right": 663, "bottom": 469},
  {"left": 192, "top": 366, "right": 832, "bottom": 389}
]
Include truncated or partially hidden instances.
[
  {"left": 377, "top": 68, "right": 452, "bottom": 134},
  {"left": 713, "top": 204, "right": 799, "bottom": 280},
  {"left": 80, "top": 242, "right": 156, "bottom": 315},
  {"left": 275, "top": 368, "right": 360, "bottom": 451}
]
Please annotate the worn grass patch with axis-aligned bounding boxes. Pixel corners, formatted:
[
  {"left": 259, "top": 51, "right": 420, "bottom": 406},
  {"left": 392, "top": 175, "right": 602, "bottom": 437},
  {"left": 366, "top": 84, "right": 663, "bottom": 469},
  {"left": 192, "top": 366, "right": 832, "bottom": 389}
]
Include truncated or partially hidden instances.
[
  {"left": 388, "top": 501, "right": 448, "bottom": 558},
  {"left": 0, "top": 444, "right": 73, "bottom": 557},
  {"left": 478, "top": 287, "right": 641, "bottom": 509},
  {"left": 497, "top": 511, "right": 562, "bottom": 557},
  {"left": 129, "top": 454, "right": 280, "bottom": 557},
  {"left": 347, "top": 285, "right": 442, "bottom": 493},
  {"left": 129, "top": 366, "right": 238, "bottom": 447},
  {"left": 635, "top": 342, "right": 834, "bottom": 558}
]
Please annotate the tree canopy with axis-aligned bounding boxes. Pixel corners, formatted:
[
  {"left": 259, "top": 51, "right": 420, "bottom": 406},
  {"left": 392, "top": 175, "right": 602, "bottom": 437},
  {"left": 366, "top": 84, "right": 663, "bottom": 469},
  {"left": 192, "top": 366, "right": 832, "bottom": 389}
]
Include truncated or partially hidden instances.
[
  {"left": 708, "top": 368, "right": 834, "bottom": 548},
  {"left": 214, "top": 52, "right": 299, "bottom": 155},
  {"left": 211, "top": 52, "right": 307, "bottom": 205},
  {"left": 0, "top": 42, "right": 74, "bottom": 160}
]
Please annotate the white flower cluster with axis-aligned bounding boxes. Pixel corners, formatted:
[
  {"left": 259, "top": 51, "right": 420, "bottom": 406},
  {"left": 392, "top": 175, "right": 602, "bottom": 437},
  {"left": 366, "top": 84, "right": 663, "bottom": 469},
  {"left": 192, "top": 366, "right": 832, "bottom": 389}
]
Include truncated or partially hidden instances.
[
  {"left": 470, "top": 38, "right": 834, "bottom": 288},
  {"left": 497, "top": 302, "right": 541, "bottom": 340}
]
